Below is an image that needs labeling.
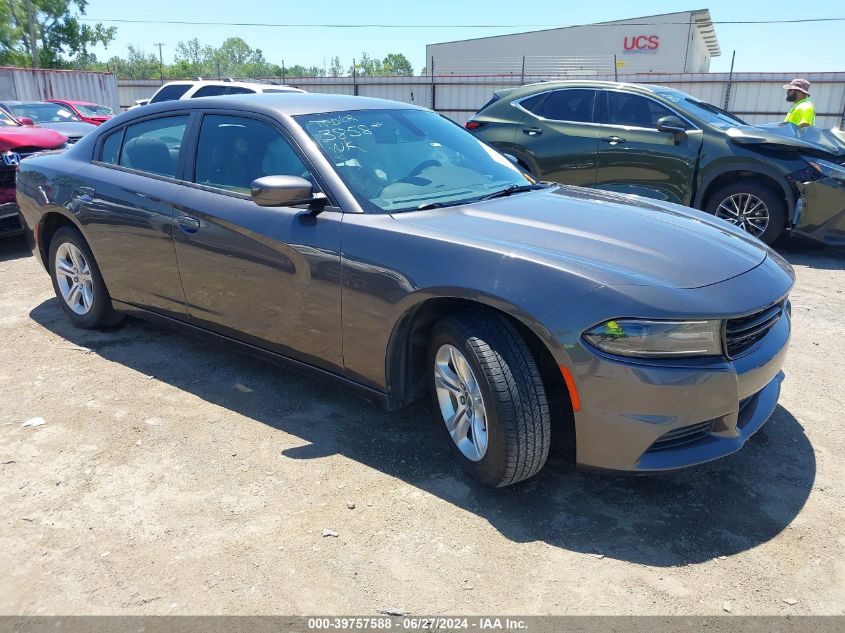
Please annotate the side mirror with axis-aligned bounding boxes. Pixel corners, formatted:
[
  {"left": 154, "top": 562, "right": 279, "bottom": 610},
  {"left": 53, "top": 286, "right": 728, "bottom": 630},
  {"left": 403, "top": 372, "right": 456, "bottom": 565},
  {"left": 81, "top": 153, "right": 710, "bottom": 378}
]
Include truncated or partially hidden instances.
[
  {"left": 657, "top": 115, "right": 687, "bottom": 136},
  {"left": 18, "top": 116, "right": 35, "bottom": 126},
  {"left": 250, "top": 175, "right": 327, "bottom": 208}
]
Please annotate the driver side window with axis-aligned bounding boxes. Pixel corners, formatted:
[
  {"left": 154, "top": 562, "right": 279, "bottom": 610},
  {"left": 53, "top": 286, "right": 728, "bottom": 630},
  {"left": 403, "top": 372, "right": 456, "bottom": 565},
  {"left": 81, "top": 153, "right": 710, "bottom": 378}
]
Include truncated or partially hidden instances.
[{"left": 193, "top": 115, "right": 312, "bottom": 193}]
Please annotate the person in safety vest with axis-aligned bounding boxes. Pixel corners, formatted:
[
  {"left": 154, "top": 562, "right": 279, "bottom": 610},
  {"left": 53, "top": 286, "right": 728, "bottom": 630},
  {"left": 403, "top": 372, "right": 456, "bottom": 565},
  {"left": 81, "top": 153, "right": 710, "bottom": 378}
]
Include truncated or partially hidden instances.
[{"left": 783, "top": 79, "right": 815, "bottom": 127}]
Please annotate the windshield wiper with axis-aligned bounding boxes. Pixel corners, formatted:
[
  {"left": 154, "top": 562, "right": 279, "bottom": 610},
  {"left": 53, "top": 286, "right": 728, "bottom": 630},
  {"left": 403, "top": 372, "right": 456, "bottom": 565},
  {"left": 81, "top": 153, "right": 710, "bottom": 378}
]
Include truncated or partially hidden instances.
[
  {"left": 475, "top": 183, "right": 547, "bottom": 201},
  {"left": 416, "top": 200, "right": 467, "bottom": 211}
]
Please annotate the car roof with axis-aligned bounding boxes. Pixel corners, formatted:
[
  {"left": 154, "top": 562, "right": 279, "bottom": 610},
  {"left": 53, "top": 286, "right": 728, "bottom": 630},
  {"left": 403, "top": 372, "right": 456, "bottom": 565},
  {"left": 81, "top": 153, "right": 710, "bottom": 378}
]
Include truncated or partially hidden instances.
[
  {"left": 159, "top": 79, "right": 303, "bottom": 91},
  {"left": 48, "top": 99, "right": 99, "bottom": 106},
  {"left": 129, "top": 93, "right": 422, "bottom": 118},
  {"left": 517, "top": 79, "right": 676, "bottom": 95}
]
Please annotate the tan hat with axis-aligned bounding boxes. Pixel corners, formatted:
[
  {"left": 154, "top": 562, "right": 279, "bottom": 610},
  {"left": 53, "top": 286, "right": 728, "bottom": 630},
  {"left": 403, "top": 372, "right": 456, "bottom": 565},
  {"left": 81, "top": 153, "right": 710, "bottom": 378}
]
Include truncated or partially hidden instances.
[{"left": 783, "top": 78, "right": 811, "bottom": 94}]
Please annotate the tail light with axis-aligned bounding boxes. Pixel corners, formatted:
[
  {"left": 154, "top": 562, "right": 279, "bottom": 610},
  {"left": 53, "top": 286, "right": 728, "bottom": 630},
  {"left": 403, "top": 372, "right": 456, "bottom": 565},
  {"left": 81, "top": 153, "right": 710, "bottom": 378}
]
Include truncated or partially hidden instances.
[{"left": 465, "top": 120, "right": 483, "bottom": 130}]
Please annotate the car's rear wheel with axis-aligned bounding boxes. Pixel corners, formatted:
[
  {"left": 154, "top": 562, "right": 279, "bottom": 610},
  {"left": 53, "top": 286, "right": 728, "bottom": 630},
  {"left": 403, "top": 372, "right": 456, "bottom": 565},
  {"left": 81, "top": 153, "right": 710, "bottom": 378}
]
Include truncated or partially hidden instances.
[
  {"left": 428, "top": 309, "right": 551, "bottom": 487},
  {"left": 705, "top": 182, "right": 786, "bottom": 245},
  {"left": 49, "top": 226, "right": 121, "bottom": 329}
]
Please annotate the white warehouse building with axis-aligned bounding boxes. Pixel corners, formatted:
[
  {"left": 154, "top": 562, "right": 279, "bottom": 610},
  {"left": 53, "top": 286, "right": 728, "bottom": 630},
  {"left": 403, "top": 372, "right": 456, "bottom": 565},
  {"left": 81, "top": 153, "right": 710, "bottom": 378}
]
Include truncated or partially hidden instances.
[{"left": 426, "top": 9, "right": 721, "bottom": 75}]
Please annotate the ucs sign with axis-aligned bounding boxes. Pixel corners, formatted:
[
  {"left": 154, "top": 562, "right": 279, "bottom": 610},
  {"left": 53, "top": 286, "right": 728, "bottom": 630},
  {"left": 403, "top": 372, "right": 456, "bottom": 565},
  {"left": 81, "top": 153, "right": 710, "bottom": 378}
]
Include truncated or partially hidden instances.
[{"left": 623, "top": 35, "right": 660, "bottom": 52}]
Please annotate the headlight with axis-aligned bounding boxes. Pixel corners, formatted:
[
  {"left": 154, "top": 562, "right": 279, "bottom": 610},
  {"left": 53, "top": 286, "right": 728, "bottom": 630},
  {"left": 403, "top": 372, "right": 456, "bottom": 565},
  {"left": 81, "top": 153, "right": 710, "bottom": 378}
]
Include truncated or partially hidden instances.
[
  {"left": 583, "top": 319, "right": 723, "bottom": 358},
  {"left": 805, "top": 158, "right": 845, "bottom": 183}
]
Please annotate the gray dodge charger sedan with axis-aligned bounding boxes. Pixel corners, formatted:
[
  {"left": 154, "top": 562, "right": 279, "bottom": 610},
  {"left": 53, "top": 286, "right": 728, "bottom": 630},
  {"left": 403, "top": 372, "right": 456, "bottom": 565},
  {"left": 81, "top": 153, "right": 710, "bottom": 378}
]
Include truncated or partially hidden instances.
[{"left": 16, "top": 94, "right": 794, "bottom": 487}]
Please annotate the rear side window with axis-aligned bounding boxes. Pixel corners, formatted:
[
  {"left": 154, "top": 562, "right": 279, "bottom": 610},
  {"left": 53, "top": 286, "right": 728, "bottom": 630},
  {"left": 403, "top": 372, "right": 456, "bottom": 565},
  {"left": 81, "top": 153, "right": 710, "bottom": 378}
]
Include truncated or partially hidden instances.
[
  {"left": 193, "top": 114, "right": 311, "bottom": 193},
  {"left": 99, "top": 129, "right": 123, "bottom": 164},
  {"left": 531, "top": 89, "right": 596, "bottom": 123},
  {"left": 604, "top": 92, "right": 678, "bottom": 129},
  {"left": 192, "top": 86, "right": 256, "bottom": 98},
  {"left": 118, "top": 115, "right": 189, "bottom": 178},
  {"left": 149, "top": 84, "right": 191, "bottom": 104},
  {"left": 517, "top": 93, "right": 547, "bottom": 114}
]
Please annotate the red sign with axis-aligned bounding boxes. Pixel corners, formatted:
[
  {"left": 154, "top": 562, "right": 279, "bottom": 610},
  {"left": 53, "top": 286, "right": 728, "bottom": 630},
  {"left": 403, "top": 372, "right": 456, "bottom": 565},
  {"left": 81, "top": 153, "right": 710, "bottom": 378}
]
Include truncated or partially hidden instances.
[{"left": 623, "top": 35, "right": 660, "bottom": 51}]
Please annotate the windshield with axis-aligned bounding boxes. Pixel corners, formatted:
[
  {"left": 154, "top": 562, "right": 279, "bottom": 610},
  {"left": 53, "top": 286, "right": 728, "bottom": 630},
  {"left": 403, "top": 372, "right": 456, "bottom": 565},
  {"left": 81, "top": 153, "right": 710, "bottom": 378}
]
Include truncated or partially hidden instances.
[
  {"left": 654, "top": 90, "right": 747, "bottom": 126},
  {"left": 0, "top": 109, "right": 19, "bottom": 127},
  {"left": 295, "top": 108, "right": 530, "bottom": 212},
  {"left": 75, "top": 104, "right": 114, "bottom": 117},
  {"left": 9, "top": 103, "right": 82, "bottom": 123}
]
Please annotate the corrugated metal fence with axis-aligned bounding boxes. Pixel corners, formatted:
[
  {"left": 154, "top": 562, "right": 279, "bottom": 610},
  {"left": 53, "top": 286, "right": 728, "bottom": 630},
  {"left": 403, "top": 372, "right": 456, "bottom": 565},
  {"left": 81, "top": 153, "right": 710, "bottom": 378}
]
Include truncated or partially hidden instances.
[
  {"left": 0, "top": 67, "right": 119, "bottom": 111},
  {"left": 116, "top": 71, "right": 845, "bottom": 130}
]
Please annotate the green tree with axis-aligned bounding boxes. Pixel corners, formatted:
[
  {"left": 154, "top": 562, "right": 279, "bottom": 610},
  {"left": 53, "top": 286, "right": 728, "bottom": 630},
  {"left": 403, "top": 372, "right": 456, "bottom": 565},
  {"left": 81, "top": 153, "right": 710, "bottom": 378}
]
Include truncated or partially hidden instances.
[
  {"left": 329, "top": 56, "right": 343, "bottom": 77},
  {"left": 383, "top": 53, "right": 413, "bottom": 76},
  {"left": 0, "top": 0, "right": 116, "bottom": 68}
]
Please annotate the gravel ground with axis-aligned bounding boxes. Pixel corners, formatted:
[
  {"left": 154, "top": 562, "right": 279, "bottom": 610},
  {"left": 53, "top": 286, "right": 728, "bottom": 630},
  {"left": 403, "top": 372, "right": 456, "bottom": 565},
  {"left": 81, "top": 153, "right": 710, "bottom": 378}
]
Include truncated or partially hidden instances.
[{"left": 1, "top": 235, "right": 843, "bottom": 616}]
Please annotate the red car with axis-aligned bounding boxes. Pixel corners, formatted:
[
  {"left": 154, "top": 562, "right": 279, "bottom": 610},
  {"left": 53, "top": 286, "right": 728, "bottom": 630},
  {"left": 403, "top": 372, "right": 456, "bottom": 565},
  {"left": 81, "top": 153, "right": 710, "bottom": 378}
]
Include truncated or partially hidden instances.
[
  {"left": 1, "top": 109, "right": 67, "bottom": 235},
  {"left": 46, "top": 99, "right": 115, "bottom": 126}
]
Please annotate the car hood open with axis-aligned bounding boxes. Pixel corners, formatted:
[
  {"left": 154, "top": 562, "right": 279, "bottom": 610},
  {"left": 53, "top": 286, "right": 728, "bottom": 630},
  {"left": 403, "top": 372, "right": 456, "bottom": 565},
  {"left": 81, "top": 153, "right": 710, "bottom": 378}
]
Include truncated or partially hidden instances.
[
  {"left": 726, "top": 123, "right": 845, "bottom": 158},
  {"left": 393, "top": 186, "right": 769, "bottom": 289}
]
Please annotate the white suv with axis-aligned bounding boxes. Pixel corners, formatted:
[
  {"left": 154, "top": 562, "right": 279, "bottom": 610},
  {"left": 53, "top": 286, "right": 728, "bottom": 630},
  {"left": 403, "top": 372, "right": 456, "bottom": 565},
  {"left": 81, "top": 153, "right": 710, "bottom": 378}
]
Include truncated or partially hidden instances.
[{"left": 148, "top": 80, "right": 305, "bottom": 104}]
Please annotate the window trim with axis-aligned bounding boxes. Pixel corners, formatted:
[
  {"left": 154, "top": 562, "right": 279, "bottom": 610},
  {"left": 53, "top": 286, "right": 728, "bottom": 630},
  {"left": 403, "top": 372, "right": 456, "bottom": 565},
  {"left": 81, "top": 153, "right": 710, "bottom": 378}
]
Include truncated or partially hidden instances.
[
  {"left": 511, "top": 88, "right": 599, "bottom": 125},
  {"left": 90, "top": 112, "right": 194, "bottom": 183},
  {"left": 180, "top": 108, "right": 339, "bottom": 207}
]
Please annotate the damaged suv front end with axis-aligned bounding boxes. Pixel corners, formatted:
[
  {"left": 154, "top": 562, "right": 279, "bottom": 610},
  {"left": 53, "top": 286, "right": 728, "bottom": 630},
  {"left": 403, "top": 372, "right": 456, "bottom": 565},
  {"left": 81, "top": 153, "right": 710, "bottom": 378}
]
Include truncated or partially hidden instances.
[{"left": 759, "top": 124, "right": 845, "bottom": 245}]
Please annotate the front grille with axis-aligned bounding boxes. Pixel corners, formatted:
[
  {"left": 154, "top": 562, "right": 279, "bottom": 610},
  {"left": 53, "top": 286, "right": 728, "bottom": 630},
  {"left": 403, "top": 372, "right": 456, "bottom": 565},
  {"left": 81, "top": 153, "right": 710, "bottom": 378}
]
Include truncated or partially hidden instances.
[
  {"left": 725, "top": 301, "right": 784, "bottom": 357},
  {"left": 0, "top": 166, "right": 15, "bottom": 188},
  {"left": 646, "top": 420, "right": 715, "bottom": 452},
  {"left": 0, "top": 213, "right": 21, "bottom": 233}
]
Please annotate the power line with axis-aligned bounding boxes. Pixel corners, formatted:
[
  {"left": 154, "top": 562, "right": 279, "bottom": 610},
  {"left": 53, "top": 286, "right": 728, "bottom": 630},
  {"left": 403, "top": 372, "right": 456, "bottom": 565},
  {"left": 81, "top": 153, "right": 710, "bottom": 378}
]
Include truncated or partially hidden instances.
[{"left": 78, "top": 17, "right": 845, "bottom": 29}]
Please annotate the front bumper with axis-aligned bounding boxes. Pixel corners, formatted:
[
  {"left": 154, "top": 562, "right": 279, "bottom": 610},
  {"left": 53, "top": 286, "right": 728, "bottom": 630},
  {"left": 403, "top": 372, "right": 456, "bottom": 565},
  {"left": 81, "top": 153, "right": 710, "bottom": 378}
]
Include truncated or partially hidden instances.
[
  {"left": 571, "top": 304, "right": 790, "bottom": 472},
  {"left": 793, "top": 177, "right": 845, "bottom": 245},
  {"left": 0, "top": 200, "right": 23, "bottom": 236}
]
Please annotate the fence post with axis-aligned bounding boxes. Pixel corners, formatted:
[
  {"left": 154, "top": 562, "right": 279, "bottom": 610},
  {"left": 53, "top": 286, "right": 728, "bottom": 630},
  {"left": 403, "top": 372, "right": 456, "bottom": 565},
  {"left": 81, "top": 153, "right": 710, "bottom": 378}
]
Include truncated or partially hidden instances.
[
  {"left": 430, "top": 56, "right": 436, "bottom": 111},
  {"left": 520, "top": 55, "right": 525, "bottom": 85},
  {"left": 723, "top": 50, "right": 736, "bottom": 111},
  {"left": 352, "top": 59, "right": 358, "bottom": 96},
  {"left": 840, "top": 92, "right": 845, "bottom": 131},
  {"left": 282, "top": 60, "right": 286, "bottom": 84}
]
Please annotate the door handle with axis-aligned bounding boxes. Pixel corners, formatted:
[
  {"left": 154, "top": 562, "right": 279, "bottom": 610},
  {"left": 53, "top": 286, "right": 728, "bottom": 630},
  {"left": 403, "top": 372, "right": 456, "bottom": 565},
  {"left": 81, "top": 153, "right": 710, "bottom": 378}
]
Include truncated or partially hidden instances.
[
  {"left": 177, "top": 215, "right": 200, "bottom": 234},
  {"left": 600, "top": 136, "right": 627, "bottom": 145},
  {"left": 522, "top": 127, "right": 543, "bottom": 136}
]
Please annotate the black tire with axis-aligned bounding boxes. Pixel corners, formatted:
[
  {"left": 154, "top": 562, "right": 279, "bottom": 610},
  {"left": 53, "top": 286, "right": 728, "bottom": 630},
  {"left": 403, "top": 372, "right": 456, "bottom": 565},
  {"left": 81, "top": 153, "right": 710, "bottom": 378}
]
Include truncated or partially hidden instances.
[
  {"left": 48, "top": 226, "right": 121, "bottom": 329},
  {"left": 428, "top": 309, "right": 551, "bottom": 487},
  {"left": 704, "top": 181, "right": 786, "bottom": 245}
]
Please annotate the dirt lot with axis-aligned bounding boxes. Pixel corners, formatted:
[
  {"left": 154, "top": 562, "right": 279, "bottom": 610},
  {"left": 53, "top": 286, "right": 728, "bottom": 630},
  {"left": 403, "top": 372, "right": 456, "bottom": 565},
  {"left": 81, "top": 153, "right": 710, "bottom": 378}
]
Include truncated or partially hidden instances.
[{"left": 1, "top": 235, "right": 844, "bottom": 616}]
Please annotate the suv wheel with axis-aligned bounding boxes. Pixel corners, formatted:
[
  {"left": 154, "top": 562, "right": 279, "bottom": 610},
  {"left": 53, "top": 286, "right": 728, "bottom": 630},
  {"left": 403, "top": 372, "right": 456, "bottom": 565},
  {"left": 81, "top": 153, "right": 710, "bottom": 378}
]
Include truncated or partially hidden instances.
[
  {"left": 49, "top": 226, "right": 121, "bottom": 329},
  {"left": 705, "top": 182, "right": 786, "bottom": 245},
  {"left": 428, "top": 309, "right": 551, "bottom": 487}
]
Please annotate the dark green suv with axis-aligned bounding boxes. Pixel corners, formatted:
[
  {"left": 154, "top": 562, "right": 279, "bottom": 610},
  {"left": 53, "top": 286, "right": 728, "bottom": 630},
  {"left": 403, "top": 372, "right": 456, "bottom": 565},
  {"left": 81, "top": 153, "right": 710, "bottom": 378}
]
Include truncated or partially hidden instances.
[{"left": 467, "top": 80, "right": 845, "bottom": 245}]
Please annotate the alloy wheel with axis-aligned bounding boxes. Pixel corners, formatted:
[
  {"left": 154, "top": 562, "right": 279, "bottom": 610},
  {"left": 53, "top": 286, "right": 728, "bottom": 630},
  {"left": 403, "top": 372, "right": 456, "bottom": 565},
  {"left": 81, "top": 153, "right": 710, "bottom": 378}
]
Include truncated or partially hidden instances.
[
  {"left": 433, "top": 344, "right": 489, "bottom": 461},
  {"left": 715, "top": 193, "right": 770, "bottom": 238},
  {"left": 55, "top": 242, "right": 94, "bottom": 315}
]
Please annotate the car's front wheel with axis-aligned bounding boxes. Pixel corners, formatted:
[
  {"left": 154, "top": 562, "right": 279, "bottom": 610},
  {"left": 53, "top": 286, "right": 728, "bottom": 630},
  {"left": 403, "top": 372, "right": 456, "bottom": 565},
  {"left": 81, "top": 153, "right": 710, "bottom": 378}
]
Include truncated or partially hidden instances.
[
  {"left": 428, "top": 309, "right": 551, "bottom": 487},
  {"left": 49, "top": 226, "right": 121, "bottom": 329},
  {"left": 705, "top": 182, "right": 786, "bottom": 245}
]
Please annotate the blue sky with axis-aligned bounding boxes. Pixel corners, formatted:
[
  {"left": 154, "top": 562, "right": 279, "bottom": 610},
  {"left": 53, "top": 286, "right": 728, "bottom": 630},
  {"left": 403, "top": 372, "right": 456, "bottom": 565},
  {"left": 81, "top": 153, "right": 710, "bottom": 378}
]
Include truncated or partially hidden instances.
[{"left": 80, "top": 0, "right": 844, "bottom": 74}]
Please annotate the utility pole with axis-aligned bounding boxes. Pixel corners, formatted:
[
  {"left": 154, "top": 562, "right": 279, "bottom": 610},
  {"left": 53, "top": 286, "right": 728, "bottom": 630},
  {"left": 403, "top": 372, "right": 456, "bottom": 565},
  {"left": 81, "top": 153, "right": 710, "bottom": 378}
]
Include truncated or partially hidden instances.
[
  {"left": 723, "top": 50, "right": 736, "bottom": 111},
  {"left": 155, "top": 43, "right": 165, "bottom": 84},
  {"left": 25, "top": 0, "right": 38, "bottom": 69}
]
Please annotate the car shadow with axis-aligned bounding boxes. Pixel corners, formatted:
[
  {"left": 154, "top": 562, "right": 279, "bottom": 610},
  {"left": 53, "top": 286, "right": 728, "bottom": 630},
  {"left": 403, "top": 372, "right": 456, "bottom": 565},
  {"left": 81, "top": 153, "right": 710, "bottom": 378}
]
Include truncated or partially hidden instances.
[
  {"left": 0, "top": 235, "right": 31, "bottom": 263},
  {"left": 777, "top": 235, "right": 845, "bottom": 270},
  {"left": 29, "top": 298, "right": 816, "bottom": 567}
]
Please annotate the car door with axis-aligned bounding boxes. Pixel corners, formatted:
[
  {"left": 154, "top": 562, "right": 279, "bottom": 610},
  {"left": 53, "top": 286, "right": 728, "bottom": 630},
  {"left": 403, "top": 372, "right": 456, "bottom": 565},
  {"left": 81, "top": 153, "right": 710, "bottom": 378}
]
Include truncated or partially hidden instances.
[
  {"left": 594, "top": 90, "right": 703, "bottom": 205},
  {"left": 72, "top": 113, "right": 191, "bottom": 318},
  {"left": 171, "top": 111, "right": 344, "bottom": 371},
  {"left": 512, "top": 88, "right": 599, "bottom": 186}
]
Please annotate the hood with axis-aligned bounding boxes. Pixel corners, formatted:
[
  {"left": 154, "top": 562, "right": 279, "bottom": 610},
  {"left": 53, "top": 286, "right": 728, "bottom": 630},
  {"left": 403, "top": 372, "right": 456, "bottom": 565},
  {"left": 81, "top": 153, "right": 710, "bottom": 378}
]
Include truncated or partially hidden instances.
[
  {"left": 726, "top": 123, "right": 845, "bottom": 158},
  {"left": 35, "top": 121, "right": 98, "bottom": 138},
  {"left": 393, "top": 186, "right": 769, "bottom": 289},
  {"left": 0, "top": 125, "right": 67, "bottom": 151}
]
